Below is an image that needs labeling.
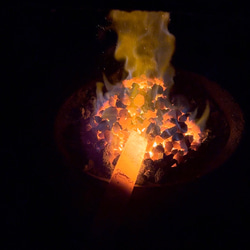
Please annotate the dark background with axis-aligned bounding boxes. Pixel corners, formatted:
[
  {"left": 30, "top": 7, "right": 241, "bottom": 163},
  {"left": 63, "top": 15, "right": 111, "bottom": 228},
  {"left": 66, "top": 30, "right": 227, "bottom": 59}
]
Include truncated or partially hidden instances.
[{"left": 2, "top": 1, "right": 249, "bottom": 249}]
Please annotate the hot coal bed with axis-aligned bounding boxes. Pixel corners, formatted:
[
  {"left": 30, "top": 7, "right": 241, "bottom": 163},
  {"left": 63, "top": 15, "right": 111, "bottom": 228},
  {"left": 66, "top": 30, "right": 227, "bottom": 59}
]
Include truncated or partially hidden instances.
[{"left": 55, "top": 70, "right": 244, "bottom": 187}]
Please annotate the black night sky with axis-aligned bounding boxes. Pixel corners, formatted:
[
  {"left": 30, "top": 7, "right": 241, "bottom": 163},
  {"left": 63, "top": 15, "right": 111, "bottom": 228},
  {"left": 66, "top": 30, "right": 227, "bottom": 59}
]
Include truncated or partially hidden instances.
[{"left": 2, "top": 1, "right": 250, "bottom": 249}]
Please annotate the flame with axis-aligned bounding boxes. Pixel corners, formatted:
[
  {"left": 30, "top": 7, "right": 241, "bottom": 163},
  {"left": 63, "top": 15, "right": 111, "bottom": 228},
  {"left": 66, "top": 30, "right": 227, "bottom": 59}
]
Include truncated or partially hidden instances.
[
  {"left": 86, "top": 10, "right": 209, "bottom": 182},
  {"left": 109, "top": 10, "right": 175, "bottom": 80}
]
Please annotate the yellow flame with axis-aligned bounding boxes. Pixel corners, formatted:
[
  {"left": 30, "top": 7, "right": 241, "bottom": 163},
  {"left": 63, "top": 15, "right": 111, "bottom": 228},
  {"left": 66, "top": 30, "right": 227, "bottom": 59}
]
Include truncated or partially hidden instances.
[{"left": 109, "top": 10, "right": 175, "bottom": 79}]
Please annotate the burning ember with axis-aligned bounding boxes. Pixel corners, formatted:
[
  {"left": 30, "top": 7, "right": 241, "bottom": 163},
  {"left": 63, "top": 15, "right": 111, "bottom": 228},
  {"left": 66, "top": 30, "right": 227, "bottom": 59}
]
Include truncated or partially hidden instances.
[
  {"left": 84, "top": 74, "right": 209, "bottom": 185},
  {"left": 81, "top": 10, "right": 209, "bottom": 186}
]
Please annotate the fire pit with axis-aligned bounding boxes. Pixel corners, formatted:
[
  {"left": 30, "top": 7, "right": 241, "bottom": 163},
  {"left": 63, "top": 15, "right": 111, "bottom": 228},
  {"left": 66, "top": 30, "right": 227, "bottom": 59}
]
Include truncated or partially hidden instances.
[
  {"left": 55, "top": 9, "right": 244, "bottom": 189},
  {"left": 55, "top": 69, "right": 243, "bottom": 186},
  {"left": 54, "top": 10, "right": 244, "bottom": 243}
]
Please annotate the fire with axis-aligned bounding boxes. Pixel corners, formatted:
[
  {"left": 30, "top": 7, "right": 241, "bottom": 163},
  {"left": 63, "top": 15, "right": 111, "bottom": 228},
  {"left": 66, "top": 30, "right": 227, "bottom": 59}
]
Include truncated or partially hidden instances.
[
  {"left": 82, "top": 10, "right": 212, "bottom": 238},
  {"left": 109, "top": 10, "right": 175, "bottom": 79},
  {"left": 90, "top": 75, "right": 207, "bottom": 168},
  {"left": 85, "top": 10, "right": 209, "bottom": 185}
]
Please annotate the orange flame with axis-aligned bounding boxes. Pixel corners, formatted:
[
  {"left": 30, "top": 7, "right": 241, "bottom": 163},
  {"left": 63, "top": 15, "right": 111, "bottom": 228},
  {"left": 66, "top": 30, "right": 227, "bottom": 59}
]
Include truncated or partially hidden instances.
[{"left": 109, "top": 10, "right": 175, "bottom": 79}]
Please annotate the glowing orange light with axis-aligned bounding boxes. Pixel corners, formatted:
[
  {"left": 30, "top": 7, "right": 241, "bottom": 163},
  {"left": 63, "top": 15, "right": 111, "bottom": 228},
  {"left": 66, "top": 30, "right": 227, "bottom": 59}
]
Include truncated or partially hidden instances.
[
  {"left": 133, "top": 94, "right": 145, "bottom": 107},
  {"left": 109, "top": 131, "right": 147, "bottom": 195}
]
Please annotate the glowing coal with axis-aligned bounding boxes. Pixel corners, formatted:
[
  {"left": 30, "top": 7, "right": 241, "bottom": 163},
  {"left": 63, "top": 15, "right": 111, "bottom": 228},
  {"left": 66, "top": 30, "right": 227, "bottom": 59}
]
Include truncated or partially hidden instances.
[{"left": 88, "top": 75, "right": 208, "bottom": 183}]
